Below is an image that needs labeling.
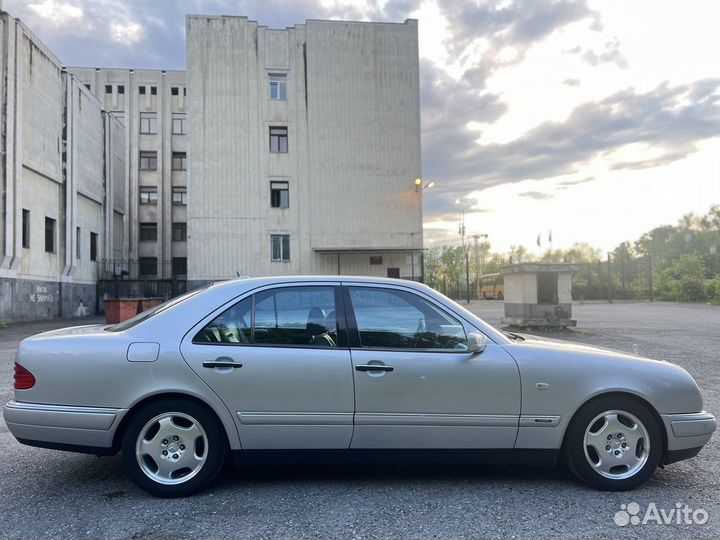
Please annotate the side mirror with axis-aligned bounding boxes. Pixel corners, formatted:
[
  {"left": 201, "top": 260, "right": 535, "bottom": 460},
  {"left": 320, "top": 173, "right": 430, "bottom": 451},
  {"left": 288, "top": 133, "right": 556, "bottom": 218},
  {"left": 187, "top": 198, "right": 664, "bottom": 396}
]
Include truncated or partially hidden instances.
[{"left": 467, "top": 332, "right": 488, "bottom": 354}]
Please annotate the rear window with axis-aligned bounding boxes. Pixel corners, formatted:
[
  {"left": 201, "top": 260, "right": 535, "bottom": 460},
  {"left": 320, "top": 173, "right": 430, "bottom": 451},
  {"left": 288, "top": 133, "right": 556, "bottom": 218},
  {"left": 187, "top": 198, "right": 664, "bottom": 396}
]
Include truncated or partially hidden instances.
[{"left": 106, "top": 286, "right": 209, "bottom": 332}]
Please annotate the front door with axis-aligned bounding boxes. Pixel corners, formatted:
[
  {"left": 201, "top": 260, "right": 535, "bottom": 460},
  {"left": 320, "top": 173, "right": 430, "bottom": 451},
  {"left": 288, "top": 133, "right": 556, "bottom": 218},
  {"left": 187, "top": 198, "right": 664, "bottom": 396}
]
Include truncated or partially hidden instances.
[
  {"left": 344, "top": 284, "right": 521, "bottom": 449},
  {"left": 180, "top": 284, "right": 354, "bottom": 449}
]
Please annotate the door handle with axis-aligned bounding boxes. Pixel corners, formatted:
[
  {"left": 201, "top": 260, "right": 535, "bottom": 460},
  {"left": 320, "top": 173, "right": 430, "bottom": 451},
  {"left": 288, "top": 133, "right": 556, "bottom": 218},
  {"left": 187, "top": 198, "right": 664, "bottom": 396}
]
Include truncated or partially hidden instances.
[
  {"left": 355, "top": 364, "right": 394, "bottom": 372},
  {"left": 203, "top": 360, "right": 243, "bottom": 369}
]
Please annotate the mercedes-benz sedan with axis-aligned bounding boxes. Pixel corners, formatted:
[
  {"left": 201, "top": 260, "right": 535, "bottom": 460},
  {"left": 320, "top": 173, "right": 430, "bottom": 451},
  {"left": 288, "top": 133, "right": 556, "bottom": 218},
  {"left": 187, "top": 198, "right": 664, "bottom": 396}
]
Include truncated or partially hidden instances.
[{"left": 4, "top": 277, "right": 715, "bottom": 497}]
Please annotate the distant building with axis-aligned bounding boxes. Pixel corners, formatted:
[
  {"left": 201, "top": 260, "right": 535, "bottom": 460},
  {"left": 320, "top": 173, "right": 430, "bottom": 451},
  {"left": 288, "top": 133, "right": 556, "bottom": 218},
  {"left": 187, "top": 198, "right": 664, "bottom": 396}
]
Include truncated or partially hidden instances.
[
  {"left": 0, "top": 13, "right": 126, "bottom": 321},
  {"left": 186, "top": 16, "right": 423, "bottom": 284},
  {"left": 66, "top": 67, "right": 188, "bottom": 280},
  {"left": 0, "top": 11, "right": 424, "bottom": 321}
]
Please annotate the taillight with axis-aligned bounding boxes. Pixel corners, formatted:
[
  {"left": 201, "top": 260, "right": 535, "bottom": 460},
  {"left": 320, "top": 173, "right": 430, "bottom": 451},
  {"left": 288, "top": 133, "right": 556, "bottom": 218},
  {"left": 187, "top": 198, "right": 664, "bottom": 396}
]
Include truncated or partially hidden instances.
[{"left": 14, "top": 362, "right": 35, "bottom": 390}]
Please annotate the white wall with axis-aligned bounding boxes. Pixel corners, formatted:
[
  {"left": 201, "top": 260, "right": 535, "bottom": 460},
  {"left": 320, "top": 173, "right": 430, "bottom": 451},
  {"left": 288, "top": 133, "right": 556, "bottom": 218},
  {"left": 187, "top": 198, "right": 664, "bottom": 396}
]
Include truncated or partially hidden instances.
[{"left": 186, "top": 16, "right": 423, "bottom": 281}]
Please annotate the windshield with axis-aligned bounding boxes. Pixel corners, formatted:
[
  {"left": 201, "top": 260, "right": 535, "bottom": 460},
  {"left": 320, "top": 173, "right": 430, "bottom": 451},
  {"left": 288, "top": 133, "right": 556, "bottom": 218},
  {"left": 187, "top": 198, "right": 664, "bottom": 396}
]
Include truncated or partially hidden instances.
[{"left": 106, "top": 285, "right": 210, "bottom": 332}]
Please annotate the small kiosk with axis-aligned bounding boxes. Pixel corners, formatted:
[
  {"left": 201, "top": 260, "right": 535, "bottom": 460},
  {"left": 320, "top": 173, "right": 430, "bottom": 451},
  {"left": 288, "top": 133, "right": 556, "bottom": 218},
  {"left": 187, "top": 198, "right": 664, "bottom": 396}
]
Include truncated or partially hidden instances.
[{"left": 500, "top": 263, "right": 580, "bottom": 328}]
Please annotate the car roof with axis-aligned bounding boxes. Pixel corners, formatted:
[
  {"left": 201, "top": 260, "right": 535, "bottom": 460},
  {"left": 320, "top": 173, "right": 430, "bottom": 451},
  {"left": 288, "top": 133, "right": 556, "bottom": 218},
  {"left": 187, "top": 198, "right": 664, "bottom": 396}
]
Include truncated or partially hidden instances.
[{"left": 209, "top": 275, "right": 431, "bottom": 292}]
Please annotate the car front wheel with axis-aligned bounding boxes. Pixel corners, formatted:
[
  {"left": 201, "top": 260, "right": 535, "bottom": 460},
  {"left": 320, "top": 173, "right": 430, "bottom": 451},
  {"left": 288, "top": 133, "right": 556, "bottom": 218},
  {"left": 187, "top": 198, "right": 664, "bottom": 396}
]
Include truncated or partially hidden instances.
[
  {"left": 564, "top": 396, "right": 662, "bottom": 490},
  {"left": 121, "top": 399, "right": 227, "bottom": 497}
]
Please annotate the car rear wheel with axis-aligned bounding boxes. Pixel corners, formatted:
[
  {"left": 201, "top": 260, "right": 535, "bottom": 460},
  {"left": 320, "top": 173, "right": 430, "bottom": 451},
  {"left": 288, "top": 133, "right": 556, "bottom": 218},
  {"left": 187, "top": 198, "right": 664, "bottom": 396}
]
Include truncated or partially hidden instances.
[
  {"left": 564, "top": 396, "right": 662, "bottom": 490},
  {"left": 121, "top": 399, "right": 226, "bottom": 497}
]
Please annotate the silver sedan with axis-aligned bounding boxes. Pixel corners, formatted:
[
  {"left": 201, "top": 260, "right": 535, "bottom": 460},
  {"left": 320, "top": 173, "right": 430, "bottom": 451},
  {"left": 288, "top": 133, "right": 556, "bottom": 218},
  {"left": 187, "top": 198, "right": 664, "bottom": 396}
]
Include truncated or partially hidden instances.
[{"left": 3, "top": 276, "right": 716, "bottom": 497}]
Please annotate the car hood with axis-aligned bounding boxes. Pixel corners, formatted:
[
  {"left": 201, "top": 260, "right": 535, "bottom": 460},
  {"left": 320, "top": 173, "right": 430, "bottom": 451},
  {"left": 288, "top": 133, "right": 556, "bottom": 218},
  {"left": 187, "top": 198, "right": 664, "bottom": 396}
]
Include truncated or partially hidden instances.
[{"left": 504, "top": 333, "right": 663, "bottom": 365}]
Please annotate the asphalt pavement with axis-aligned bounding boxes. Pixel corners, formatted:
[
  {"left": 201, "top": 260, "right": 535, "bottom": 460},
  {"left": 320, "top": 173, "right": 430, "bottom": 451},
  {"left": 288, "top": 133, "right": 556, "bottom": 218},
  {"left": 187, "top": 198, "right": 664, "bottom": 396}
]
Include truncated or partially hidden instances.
[{"left": 0, "top": 301, "right": 718, "bottom": 539}]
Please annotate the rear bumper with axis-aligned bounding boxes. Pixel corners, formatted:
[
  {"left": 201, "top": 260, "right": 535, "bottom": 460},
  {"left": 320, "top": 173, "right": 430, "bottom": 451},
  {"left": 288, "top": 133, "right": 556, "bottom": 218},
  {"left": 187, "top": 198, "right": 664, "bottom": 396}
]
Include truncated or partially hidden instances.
[
  {"left": 661, "top": 411, "right": 716, "bottom": 452},
  {"left": 3, "top": 400, "right": 126, "bottom": 451}
]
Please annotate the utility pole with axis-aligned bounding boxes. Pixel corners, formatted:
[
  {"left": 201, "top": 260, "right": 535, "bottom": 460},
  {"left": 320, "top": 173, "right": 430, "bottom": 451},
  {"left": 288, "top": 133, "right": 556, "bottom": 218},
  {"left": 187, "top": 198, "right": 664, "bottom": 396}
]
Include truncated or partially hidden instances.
[
  {"left": 607, "top": 252, "right": 612, "bottom": 303},
  {"left": 648, "top": 250, "right": 654, "bottom": 302}
]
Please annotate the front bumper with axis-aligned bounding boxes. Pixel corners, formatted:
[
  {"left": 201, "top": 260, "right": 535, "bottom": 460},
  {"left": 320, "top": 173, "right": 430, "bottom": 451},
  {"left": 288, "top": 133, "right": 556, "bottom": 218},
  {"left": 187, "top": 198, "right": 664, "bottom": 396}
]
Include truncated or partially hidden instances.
[
  {"left": 3, "top": 400, "right": 126, "bottom": 452},
  {"left": 661, "top": 411, "right": 716, "bottom": 452}
]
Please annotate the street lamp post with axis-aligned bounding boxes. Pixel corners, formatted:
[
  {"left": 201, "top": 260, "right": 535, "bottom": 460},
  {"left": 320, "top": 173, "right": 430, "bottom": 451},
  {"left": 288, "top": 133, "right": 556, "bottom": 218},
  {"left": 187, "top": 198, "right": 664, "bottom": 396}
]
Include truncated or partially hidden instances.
[{"left": 456, "top": 199, "right": 488, "bottom": 304}]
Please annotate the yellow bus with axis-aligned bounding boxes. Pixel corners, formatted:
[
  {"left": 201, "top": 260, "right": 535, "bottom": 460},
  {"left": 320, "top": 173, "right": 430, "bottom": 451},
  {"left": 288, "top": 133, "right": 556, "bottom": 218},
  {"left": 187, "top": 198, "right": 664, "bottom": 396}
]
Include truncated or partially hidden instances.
[{"left": 478, "top": 272, "right": 504, "bottom": 300}]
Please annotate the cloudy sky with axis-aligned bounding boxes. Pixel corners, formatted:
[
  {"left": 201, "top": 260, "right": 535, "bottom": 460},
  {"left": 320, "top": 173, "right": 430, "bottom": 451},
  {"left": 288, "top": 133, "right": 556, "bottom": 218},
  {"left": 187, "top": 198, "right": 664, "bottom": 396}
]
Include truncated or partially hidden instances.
[{"left": 7, "top": 0, "right": 720, "bottom": 253}]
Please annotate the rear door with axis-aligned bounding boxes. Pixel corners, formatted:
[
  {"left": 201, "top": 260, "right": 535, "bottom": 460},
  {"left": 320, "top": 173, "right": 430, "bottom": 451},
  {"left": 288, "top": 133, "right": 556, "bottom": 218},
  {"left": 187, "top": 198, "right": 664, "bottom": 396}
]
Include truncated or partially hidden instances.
[
  {"left": 180, "top": 283, "right": 355, "bottom": 449},
  {"left": 344, "top": 284, "right": 521, "bottom": 449}
]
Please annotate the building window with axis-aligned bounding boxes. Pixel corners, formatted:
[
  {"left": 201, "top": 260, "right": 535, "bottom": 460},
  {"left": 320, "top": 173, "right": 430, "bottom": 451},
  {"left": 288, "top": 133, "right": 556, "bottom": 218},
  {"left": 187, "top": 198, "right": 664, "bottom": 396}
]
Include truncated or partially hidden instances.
[
  {"left": 271, "top": 234, "right": 290, "bottom": 262},
  {"left": 150, "top": 86, "right": 157, "bottom": 95},
  {"left": 268, "top": 73, "right": 287, "bottom": 100},
  {"left": 172, "top": 151, "right": 187, "bottom": 170},
  {"left": 105, "top": 84, "right": 112, "bottom": 93},
  {"left": 172, "top": 187, "right": 187, "bottom": 206},
  {"left": 140, "top": 186, "right": 158, "bottom": 204},
  {"left": 172, "top": 114, "right": 187, "bottom": 135},
  {"left": 90, "top": 232, "right": 98, "bottom": 261},
  {"left": 172, "top": 257, "right": 187, "bottom": 277},
  {"left": 139, "top": 222, "right": 158, "bottom": 242},
  {"left": 139, "top": 151, "right": 157, "bottom": 170},
  {"left": 139, "top": 257, "right": 157, "bottom": 277},
  {"left": 370, "top": 256, "right": 383, "bottom": 265},
  {"left": 139, "top": 85, "right": 146, "bottom": 95},
  {"left": 270, "top": 181, "right": 289, "bottom": 208},
  {"left": 44, "top": 217, "right": 55, "bottom": 253},
  {"left": 76, "top": 227, "right": 81, "bottom": 259},
  {"left": 172, "top": 222, "right": 187, "bottom": 242},
  {"left": 139, "top": 112, "right": 157, "bottom": 134},
  {"left": 269, "top": 127, "right": 288, "bottom": 153},
  {"left": 22, "top": 209, "right": 30, "bottom": 249},
  {"left": 183, "top": 87, "right": 187, "bottom": 96},
  {"left": 118, "top": 85, "right": 125, "bottom": 95},
  {"left": 171, "top": 87, "right": 179, "bottom": 96}
]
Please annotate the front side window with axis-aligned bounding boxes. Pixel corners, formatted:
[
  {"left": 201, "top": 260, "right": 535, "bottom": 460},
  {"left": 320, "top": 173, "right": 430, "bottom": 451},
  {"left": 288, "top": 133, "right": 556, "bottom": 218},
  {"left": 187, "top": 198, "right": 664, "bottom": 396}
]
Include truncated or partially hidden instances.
[
  {"left": 348, "top": 287, "right": 468, "bottom": 350},
  {"left": 139, "top": 151, "right": 157, "bottom": 170},
  {"left": 140, "top": 186, "right": 158, "bottom": 204},
  {"left": 268, "top": 73, "right": 287, "bottom": 100},
  {"left": 140, "top": 112, "right": 157, "bottom": 134},
  {"left": 270, "top": 181, "right": 289, "bottom": 208},
  {"left": 271, "top": 234, "right": 290, "bottom": 262},
  {"left": 194, "top": 286, "right": 339, "bottom": 347},
  {"left": 269, "top": 127, "right": 288, "bottom": 153}
]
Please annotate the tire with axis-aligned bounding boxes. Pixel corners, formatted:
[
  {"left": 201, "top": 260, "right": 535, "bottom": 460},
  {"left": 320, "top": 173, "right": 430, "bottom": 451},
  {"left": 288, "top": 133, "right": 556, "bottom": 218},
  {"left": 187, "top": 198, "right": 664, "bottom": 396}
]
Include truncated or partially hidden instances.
[
  {"left": 563, "top": 395, "right": 662, "bottom": 491},
  {"left": 121, "top": 398, "right": 227, "bottom": 497}
]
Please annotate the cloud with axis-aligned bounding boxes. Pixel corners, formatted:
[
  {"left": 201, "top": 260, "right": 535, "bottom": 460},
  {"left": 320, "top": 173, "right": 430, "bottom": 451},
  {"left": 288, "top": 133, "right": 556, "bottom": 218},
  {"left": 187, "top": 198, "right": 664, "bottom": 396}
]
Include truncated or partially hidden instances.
[
  {"left": 519, "top": 191, "right": 553, "bottom": 200},
  {"left": 110, "top": 21, "right": 143, "bottom": 45},
  {"left": 565, "top": 37, "right": 628, "bottom": 69},
  {"left": 563, "top": 78, "right": 581, "bottom": 87},
  {"left": 423, "top": 78, "right": 720, "bottom": 215},
  {"left": 438, "top": 0, "right": 601, "bottom": 71},
  {"left": 558, "top": 175, "right": 594, "bottom": 186},
  {"left": 28, "top": 0, "right": 83, "bottom": 25}
]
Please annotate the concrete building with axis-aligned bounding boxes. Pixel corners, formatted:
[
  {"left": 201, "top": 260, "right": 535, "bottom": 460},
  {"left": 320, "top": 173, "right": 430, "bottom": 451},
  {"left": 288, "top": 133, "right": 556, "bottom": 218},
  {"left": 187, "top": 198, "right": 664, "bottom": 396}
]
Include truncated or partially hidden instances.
[
  {"left": 0, "top": 13, "right": 127, "bottom": 321},
  {"left": 186, "top": 16, "right": 423, "bottom": 284},
  {"left": 66, "top": 67, "right": 188, "bottom": 280},
  {"left": 500, "top": 263, "right": 580, "bottom": 327}
]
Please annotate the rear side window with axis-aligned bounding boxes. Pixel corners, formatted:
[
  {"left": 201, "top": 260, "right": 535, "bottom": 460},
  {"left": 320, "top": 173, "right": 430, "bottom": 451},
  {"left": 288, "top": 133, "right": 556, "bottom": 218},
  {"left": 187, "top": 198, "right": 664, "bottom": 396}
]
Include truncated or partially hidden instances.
[
  {"left": 348, "top": 287, "right": 468, "bottom": 351},
  {"left": 107, "top": 286, "right": 209, "bottom": 332},
  {"left": 193, "top": 286, "right": 343, "bottom": 348}
]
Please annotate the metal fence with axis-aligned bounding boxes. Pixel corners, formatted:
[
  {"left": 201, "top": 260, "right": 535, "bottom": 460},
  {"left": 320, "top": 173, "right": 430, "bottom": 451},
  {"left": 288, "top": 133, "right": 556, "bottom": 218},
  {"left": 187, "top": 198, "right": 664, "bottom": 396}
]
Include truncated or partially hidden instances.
[{"left": 95, "top": 258, "right": 187, "bottom": 315}]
